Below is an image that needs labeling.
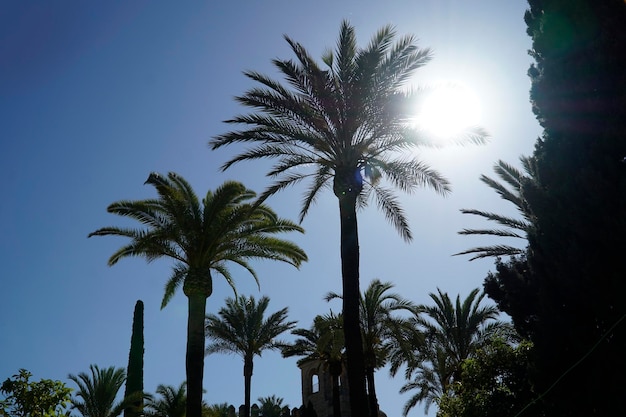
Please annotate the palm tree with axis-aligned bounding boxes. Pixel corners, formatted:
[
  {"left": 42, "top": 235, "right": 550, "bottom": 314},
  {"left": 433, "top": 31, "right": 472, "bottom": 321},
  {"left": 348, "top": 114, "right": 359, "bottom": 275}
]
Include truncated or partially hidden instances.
[
  {"left": 201, "top": 403, "right": 231, "bottom": 417},
  {"left": 282, "top": 313, "right": 345, "bottom": 417},
  {"left": 68, "top": 365, "right": 127, "bottom": 417},
  {"left": 397, "top": 344, "right": 454, "bottom": 416},
  {"left": 145, "top": 383, "right": 186, "bottom": 417},
  {"left": 326, "top": 279, "right": 414, "bottom": 414},
  {"left": 397, "top": 288, "right": 513, "bottom": 415},
  {"left": 204, "top": 295, "right": 296, "bottom": 417},
  {"left": 210, "top": 21, "right": 487, "bottom": 417},
  {"left": 256, "top": 396, "right": 286, "bottom": 417},
  {"left": 454, "top": 157, "right": 535, "bottom": 260},
  {"left": 89, "top": 173, "right": 307, "bottom": 417}
]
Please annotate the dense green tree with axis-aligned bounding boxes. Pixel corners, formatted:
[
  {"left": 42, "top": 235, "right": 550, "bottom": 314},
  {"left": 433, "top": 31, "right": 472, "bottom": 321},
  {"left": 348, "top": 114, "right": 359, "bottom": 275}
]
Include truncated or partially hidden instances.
[
  {"left": 437, "top": 338, "right": 535, "bottom": 417},
  {"left": 89, "top": 173, "right": 307, "bottom": 417},
  {"left": 205, "top": 295, "right": 295, "bottom": 417},
  {"left": 483, "top": 1, "right": 626, "bottom": 414},
  {"left": 145, "top": 383, "right": 186, "bottom": 417},
  {"left": 326, "top": 279, "right": 414, "bottom": 414},
  {"left": 0, "top": 369, "right": 72, "bottom": 417},
  {"left": 282, "top": 313, "right": 345, "bottom": 417},
  {"left": 210, "top": 20, "right": 487, "bottom": 416},
  {"left": 124, "top": 300, "right": 144, "bottom": 417},
  {"left": 68, "top": 365, "right": 127, "bottom": 417},
  {"left": 394, "top": 289, "right": 513, "bottom": 415}
]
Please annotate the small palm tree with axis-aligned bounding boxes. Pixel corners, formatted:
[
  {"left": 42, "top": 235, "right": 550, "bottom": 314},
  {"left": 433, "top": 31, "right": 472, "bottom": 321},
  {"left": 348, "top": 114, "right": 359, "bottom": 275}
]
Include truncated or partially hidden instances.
[
  {"left": 89, "top": 173, "right": 307, "bottom": 417},
  {"left": 326, "top": 279, "right": 414, "bottom": 414},
  {"left": 210, "top": 21, "right": 487, "bottom": 417},
  {"left": 145, "top": 383, "right": 186, "bottom": 417},
  {"left": 68, "top": 365, "right": 127, "bottom": 417},
  {"left": 201, "top": 403, "right": 231, "bottom": 417},
  {"left": 455, "top": 157, "right": 535, "bottom": 260},
  {"left": 256, "top": 396, "right": 286, "bottom": 417},
  {"left": 205, "top": 295, "right": 295, "bottom": 417},
  {"left": 282, "top": 313, "right": 345, "bottom": 417}
]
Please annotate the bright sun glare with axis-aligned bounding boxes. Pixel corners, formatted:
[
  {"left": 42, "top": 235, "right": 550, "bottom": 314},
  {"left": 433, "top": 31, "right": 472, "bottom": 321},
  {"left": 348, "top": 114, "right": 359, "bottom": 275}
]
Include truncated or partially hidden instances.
[{"left": 417, "top": 83, "right": 482, "bottom": 138}]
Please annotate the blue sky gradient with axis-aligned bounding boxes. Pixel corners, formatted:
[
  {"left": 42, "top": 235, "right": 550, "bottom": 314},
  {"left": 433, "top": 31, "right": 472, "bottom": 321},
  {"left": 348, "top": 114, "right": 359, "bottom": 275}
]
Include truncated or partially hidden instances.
[{"left": 1, "top": 2, "right": 540, "bottom": 416}]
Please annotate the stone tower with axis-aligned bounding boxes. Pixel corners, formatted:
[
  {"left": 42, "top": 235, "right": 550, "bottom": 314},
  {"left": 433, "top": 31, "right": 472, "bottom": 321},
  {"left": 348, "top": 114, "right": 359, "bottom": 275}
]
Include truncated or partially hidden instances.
[{"left": 299, "top": 360, "right": 350, "bottom": 417}]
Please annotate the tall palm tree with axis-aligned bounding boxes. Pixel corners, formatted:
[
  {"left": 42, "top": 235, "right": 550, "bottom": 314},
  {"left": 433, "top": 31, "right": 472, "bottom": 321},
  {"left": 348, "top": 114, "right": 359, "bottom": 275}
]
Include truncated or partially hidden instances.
[
  {"left": 89, "top": 173, "right": 307, "bottom": 417},
  {"left": 282, "top": 313, "right": 345, "bottom": 417},
  {"left": 397, "top": 288, "right": 513, "bottom": 415},
  {"left": 145, "top": 383, "right": 186, "bottom": 417},
  {"left": 204, "top": 295, "right": 296, "bottom": 417},
  {"left": 68, "top": 365, "right": 127, "bottom": 417},
  {"left": 326, "top": 279, "right": 414, "bottom": 414},
  {"left": 210, "top": 21, "right": 487, "bottom": 417},
  {"left": 454, "top": 157, "right": 535, "bottom": 260}
]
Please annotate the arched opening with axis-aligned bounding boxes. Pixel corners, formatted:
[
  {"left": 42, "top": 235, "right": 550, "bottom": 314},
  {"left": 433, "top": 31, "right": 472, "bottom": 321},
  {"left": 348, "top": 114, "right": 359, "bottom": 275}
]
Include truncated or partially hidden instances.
[{"left": 312, "top": 373, "right": 320, "bottom": 393}]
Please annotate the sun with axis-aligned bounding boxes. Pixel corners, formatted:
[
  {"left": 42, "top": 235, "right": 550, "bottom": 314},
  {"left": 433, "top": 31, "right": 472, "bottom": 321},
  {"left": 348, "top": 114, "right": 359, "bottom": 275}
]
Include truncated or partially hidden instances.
[{"left": 416, "top": 83, "right": 482, "bottom": 138}]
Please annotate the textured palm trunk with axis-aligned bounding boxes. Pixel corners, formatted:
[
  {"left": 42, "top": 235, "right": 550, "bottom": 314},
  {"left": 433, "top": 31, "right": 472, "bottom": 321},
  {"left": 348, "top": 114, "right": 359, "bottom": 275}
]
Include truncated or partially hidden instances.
[
  {"left": 329, "top": 364, "right": 342, "bottom": 417},
  {"left": 243, "top": 356, "right": 253, "bottom": 417},
  {"left": 366, "top": 366, "right": 378, "bottom": 417},
  {"left": 186, "top": 293, "right": 208, "bottom": 417},
  {"left": 335, "top": 172, "right": 368, "bottom": 417}
]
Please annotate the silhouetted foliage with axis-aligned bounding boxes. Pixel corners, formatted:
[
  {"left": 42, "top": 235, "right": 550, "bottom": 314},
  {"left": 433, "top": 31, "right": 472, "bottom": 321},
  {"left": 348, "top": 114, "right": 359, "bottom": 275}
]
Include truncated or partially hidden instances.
[
  {"left": 145, "top": 383, "right": 186, "bottom": 417},
  {"left": 257, "top": 396, "right": 286, "bottom": 417},
  {"left": 485, "top": 1, "right": 626, "bottom": 414},
  {"left": 124, "top": 300, "right": 144, "bottom": 417},
  {"left": 455, "top": 157, "right": 535, "bottom": 260}
]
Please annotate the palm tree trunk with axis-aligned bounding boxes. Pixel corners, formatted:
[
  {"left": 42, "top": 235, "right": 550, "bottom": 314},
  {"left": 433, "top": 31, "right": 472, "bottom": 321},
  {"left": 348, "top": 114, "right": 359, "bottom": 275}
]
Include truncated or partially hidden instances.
[
  {"left": 330, "top": 372, "right": 342, "bottom": 417},
  {"left": 366, "top": 366, "right": 378, "bottom": 417},
  {"left": 337, "top": 192, "right": 368, "bottom": 417},
  {"left": 186, "top": 294, "right": 208, "bottom": 417},
  {"left": 243, "top": 356, "right": 253, "bottom": 417}
]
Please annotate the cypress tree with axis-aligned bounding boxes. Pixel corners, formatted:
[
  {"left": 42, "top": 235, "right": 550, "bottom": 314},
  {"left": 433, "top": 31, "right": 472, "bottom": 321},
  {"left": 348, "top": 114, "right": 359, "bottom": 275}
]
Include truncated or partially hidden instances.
[
  {"left": 486, "top": 1, "right": 626, "bottom": 415},
  {"left": 124, "top": 300, "right": 144, "bottom": 417}
]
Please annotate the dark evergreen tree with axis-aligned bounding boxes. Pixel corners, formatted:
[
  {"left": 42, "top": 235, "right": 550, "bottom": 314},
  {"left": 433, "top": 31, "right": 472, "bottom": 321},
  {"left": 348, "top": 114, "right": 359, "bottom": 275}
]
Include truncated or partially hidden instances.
[
  {"left": 485, "top": 1, "right": 626, "bottom": 415},
  {"left": 124, "top": 300, "right": 144, "bottom": 417}
]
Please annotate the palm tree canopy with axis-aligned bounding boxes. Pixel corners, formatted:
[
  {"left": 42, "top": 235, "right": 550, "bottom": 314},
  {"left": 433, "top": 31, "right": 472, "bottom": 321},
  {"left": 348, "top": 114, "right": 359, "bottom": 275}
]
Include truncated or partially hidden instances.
[
  {"left": 281, "top": 312, "right": 345, "bottom": 371},
  {"left": 326, "top": 279, "right": 415, "bottom": 369},
  {"left": 145, "top": 383, "right": 186, "bottom": 417},
  {"left": 256, "top": 396, "right": 285, "bottom": 417},
  {"left": 211, "top": 20, "right": 487, "bottom": 241},
  {"left": 416, "top": 288, "right": 510, "bottom": 363},
  {"left": 89, "top": 173, "right": 308, "bottom": 307},
  {"left": 205, "top": 295, "right": 296, "bottom": 359},
  {"left": 68, "top": 365, "right": 126, "bottom": 417},
  {"left": 455, "top": 157, "right": 535, "bottom": 260}
]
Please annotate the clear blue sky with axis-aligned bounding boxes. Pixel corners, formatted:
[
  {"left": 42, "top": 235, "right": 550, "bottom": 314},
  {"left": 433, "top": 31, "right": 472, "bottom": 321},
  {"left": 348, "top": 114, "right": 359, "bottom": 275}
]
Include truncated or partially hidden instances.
[{"left": 0, "top": 2, "right": 540, "bottom": 416}]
